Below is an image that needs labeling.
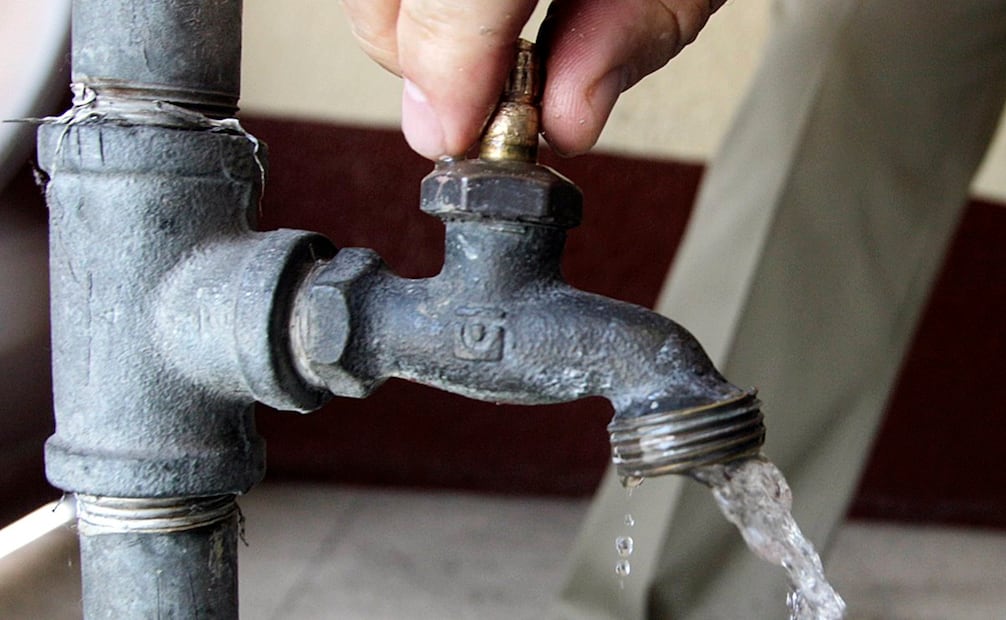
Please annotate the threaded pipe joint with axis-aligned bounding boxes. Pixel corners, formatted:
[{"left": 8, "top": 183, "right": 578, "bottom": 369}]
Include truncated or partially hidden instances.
[{"left": 609, "top": 390, "right": 765, "bottom": 478}]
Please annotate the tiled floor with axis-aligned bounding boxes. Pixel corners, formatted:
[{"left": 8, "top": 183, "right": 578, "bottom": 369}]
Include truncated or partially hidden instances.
[
  {"left": 239, "top": 486, "right": 586, "bottom": 620},
  {"left": 1, "top": 483, "right": 1004, "bottom": 619}
]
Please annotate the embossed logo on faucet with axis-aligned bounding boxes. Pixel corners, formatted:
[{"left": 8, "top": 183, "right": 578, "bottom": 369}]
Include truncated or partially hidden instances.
[{"left": 454, "top": 307, "right": 506, "bottom": 361}]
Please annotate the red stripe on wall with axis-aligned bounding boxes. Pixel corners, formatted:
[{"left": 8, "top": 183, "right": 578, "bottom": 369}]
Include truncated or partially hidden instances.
[{"left": 849, "top": 199, "right": 1006, "bottom": 528}]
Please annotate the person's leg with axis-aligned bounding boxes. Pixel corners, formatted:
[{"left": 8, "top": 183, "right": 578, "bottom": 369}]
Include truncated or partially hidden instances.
[
  {"left": 652, "top": 0, "right": 1006, "bottom": 615},
  {"left": 554, "top": 0, "right": 1006, "bottom": 617}
]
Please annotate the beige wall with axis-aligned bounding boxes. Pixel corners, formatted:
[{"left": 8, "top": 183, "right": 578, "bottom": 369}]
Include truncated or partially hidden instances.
[{"left": 242, "top": 0, "right": 1006, "bottom": 202}]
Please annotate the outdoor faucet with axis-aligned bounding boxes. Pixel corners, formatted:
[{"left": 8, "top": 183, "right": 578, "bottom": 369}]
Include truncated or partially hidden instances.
[
  {"left": 290, "top": 41, "right": 765, "bottom": 479},
  {"left": 40, "top": 6, "right": 763, "bottom": 615}
]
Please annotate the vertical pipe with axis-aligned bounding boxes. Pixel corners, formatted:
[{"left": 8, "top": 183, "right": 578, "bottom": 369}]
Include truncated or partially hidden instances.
[
  {"left": 42, "top": 2, "right": 256, "bottom": 617},
  {"left": 39, "top": 102, "right": 256, "bottom": 620},
  {"left": 76, "top": 496, "right": 239, "bottom": 619},
  {"left": 72, "top": 0, "right": 243, "bottom": 116}
]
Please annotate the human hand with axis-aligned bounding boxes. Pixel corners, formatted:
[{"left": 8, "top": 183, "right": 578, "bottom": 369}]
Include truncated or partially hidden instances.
[{"left": 340, "top": 0, "right": 726, "bottom": 159}]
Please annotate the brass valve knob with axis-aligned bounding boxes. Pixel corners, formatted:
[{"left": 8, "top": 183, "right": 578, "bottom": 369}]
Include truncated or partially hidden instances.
[{"left": 479, "top": 39, "right": 542, "bottom": 163}]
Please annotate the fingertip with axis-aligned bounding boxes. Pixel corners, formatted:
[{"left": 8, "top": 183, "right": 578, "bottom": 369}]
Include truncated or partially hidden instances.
[
  {"left": 401, "top": 79, "right": 447, "bottom": 160},
  {"left": 542, "top": 67, "right": 625, "bottom": 157},
  {"left": 536, "top": 0, "right": 718, "bottom": 156},
  {"left": 395, "top": 0, "right": 539, "bottom": 159},
  {"left": 402, "top": 78, "right": 494, "bottom": 159}
]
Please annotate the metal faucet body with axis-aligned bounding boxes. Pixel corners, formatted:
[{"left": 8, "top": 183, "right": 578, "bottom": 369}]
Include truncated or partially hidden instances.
[{"left": 293, "top": 157, "right": 764, "bottom": 478}]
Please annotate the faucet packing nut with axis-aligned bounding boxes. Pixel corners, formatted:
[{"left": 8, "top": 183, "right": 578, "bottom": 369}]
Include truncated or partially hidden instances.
[{"left": 420, "top": 159, "right": 582, "bottom": 228}]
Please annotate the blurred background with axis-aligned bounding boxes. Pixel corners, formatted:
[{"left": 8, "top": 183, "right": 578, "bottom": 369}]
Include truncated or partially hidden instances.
[{"left": 2, "top": 0, "right": 1004, "bottom": 547}]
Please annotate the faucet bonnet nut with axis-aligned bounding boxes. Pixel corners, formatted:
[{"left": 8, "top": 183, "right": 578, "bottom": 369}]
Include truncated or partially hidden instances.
[
  {"left": 291, "top": 248, "right": 385, "bottom": 398},
  {"left": 420, "top": 159, "right": 582, "bottom": 229}
]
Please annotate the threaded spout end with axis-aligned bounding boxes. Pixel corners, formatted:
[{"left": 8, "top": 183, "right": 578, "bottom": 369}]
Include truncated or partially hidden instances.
[{"left": 608, "top": 390, "right": 765, "bottom": 478}]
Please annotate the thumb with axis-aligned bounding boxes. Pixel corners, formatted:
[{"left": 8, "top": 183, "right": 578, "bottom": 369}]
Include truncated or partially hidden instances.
[{"left": 396, "top": 0, "right": 537, "bottom": 159}]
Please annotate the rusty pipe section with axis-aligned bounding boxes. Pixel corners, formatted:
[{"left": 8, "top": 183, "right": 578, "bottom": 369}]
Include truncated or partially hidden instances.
[
  {"left": 40, "top": 1, "right": 333, "bottom": 617},
  {"left": 38, "top": 99, "right": 330, "bottom": 620},
  {"left": 71, "top": 0, "right": 243, "bottom": 117}
]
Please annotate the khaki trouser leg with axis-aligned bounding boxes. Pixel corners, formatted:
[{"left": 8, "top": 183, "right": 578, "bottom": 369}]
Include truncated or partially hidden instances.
[{"left": 554, "top": 0, "right": 1006, "bottom": 618}]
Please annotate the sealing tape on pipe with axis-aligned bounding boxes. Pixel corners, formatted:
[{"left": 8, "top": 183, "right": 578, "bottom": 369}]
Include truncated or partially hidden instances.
[
  {"left": 28, "top": 83, "right": 266, "bottom": 200},
  {"left": 75, "top": 494, "right": 238, "bottom": 536}
]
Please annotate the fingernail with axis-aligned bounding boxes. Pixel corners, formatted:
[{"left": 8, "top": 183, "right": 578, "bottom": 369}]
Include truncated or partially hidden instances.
[{"left": 402, "top": 79, "right": 446, "bottom": 159}]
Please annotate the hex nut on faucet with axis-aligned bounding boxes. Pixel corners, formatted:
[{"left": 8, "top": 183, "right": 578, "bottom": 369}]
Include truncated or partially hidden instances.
[
  {"left": 292, "top": 247, "right": 385, "bottom": 398},
  {"left": 420, "top": 159, "right": 582, "bottom": 229}
]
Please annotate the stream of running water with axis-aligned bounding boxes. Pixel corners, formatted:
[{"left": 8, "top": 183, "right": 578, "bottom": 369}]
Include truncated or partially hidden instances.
[{"left": 690, "top": 455, "right": 846, "bottom": 620}]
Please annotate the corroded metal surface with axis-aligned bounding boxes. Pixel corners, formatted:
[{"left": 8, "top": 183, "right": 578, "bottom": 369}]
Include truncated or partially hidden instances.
[
  {"left": 292, "top": 41, "right": 765, "bottom": 481},
  {"left": 295, "top": 160, "right": 762, "bottom": 479}
]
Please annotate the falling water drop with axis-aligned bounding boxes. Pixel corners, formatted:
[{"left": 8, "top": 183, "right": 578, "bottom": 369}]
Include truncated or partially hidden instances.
[
  {"left": 614, "top": 559, "right": 631, "bottom": 577},
  {"left": 615, "top": 476, "right": 642, "bottom": 587},
  {"left": 619, "top": 475, "right": 644, "bottom": 497},
  {"left": 615, "top": 536, "right": 634, "bottom": 558}
]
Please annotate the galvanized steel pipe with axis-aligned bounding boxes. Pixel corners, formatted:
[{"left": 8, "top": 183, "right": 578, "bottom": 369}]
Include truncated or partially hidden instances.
[{"left": 40, "top": 1, "right": 331, "bottom": 617}]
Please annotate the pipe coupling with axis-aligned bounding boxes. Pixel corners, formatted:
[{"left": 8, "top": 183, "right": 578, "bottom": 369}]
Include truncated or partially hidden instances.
[{"left": 75, "top": 494, "right": 238, "bottom": 536}]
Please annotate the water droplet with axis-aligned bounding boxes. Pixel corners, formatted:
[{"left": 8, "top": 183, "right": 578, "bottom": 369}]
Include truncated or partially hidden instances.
[
  {"left": 619, "top": 475, "right": 645, "bottom": 491},
  {"left": 614, "top": 559, "right": 631, "bottom": 577},
  {"left": 615, "top": 536, "right": 634, "bottom": 558},
  {"left": 624, "top": 513, "right": 635, "bottom": 527}
]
